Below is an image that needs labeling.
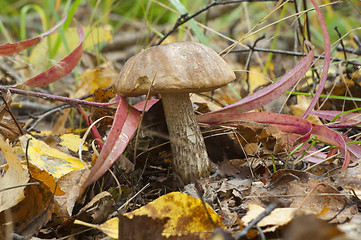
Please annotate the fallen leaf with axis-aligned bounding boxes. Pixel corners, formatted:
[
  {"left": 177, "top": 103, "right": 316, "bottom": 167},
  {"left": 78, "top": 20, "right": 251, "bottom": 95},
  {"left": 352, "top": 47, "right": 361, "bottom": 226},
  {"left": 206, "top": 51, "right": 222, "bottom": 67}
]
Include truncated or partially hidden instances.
[
  {"left": 75, "top": 217, "right": 119, "bottom": 239},
  {"left": 0, "top": 179, "right": 54, "bottom": 237},
  {"left": 0, "top": 136, "right": 29, "bottom": 212},
  {"left": 19, "top": 134, "right": 87, "bottom": 179},
  {"left": 125, "top": 192, "right": 222, "bottom": 237},
  {"left": 283, "top": 214, "right": 344, "bottom": 240},
  {"left": 18, "top": 134, "right": 87, "bottom": 197},
  {"left": 245, "top": 170, "right": 357, "bottom": 224},
  {"left": 55, "top": 168, "right": 90, "bottom": 216},
  {"left": 75, "top": 192, "right": 222, "bottom": 239},
  {"left": 242, "top": 204, "right": 303, "bottom": 232},
  {"left": 76, "top": 192, "right": 115, "bottom": 224},
  {"left": 60, "top": 133, "right": 88, "bottom": 152},
  {"left": 332, "top": 163, "right": 361, "bottom": 199},
  {"left": 118, "top": 215, "right": 167, "bottom": 240}
]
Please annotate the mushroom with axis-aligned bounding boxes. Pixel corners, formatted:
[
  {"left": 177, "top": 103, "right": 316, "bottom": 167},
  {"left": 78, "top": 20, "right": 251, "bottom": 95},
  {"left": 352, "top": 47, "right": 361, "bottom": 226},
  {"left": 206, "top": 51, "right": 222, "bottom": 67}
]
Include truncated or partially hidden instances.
[{"left": 114, "top": 41, "right": 235, "bottom": 183}]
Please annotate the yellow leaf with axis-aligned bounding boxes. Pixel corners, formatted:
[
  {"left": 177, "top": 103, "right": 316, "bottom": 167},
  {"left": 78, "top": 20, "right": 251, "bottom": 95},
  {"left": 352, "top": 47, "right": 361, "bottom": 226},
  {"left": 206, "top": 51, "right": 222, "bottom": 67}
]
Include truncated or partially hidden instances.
[
  {"left": 0, "top": 135, "right": 29, "bottom": 212},
  {"left": 249, "top": 66, "right": 271, "bottom": 93},
  {"left": 126, "top": 192, "right": 222, "bottom": 237},
  {"left": 75, "top": 218, "right": 119, "bottom": 239},
  {"left": 19, "top": 134, "right": 86, "bottom": 179},
  {"left": 75, "top": 192, "right": 222, "bottom": 239},
  {"left": 291, "top": 95, "right": 323, "bottom": 125},
  {"left": 75, "top": 65, "right": 117, "bottom": 97},
  {"left": 60, "top": 133, "right": 88, "bottom": 152}
]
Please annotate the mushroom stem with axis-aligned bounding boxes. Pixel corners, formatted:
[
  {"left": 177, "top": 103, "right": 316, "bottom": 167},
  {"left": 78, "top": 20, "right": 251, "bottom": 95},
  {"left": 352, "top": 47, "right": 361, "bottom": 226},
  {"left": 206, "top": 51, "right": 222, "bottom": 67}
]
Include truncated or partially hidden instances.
[{"left": 161, "top": 92, "right": 211, "bottom": 183}]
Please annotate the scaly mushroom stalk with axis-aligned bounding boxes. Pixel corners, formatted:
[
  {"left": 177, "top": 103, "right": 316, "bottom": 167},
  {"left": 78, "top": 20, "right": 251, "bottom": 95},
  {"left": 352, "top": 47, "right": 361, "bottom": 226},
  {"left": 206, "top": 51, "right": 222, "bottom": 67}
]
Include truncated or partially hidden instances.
[{"left": 161, "top": 92, "right": 210, "bottom": 183}]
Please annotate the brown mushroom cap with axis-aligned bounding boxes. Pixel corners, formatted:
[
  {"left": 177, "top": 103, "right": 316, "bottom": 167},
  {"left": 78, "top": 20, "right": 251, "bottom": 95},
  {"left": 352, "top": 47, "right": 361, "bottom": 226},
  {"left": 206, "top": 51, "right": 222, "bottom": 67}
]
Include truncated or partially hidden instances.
[{"left": 114, "top": 41, "right": 235, "bottom": 97}]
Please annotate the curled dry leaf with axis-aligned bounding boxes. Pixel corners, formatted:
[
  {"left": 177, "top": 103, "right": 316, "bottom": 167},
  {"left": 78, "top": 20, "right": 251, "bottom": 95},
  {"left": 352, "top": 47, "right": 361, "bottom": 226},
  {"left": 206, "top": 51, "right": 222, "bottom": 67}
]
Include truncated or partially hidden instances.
[
  {"left": 234, "top": 122, "right": 287, "bottom": 156},
  {"left": 76, "top": 192, "right": 115, "bottom": 224}
]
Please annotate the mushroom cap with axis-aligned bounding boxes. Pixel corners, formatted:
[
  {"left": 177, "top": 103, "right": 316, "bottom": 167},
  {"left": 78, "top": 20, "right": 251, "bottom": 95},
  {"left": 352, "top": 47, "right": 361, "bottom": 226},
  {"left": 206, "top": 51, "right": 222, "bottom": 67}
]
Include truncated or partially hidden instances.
[{"left": 114, "top": 41, "right": 235, "bottom": 97}]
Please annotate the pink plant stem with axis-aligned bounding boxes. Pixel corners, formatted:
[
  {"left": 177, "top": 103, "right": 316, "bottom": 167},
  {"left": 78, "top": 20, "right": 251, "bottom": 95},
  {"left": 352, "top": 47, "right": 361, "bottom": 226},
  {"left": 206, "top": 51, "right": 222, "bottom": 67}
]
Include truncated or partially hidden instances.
[{"left": 2, "top": 86, "right": 118, "bottom": 109}]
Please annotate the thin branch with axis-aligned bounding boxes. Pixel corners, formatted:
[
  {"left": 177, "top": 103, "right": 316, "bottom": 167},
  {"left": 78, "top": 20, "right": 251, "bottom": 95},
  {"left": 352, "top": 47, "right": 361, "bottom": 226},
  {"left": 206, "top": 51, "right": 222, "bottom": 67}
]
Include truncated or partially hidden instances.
[
  {"left": 235, "top": 203, "right": 277, "bottom": 240},
  {"left": 2, "top": 87, "right": 116, "bottom": 109},
  {"left": 228, "top": 47, "right": 361, "bottom": 66}
]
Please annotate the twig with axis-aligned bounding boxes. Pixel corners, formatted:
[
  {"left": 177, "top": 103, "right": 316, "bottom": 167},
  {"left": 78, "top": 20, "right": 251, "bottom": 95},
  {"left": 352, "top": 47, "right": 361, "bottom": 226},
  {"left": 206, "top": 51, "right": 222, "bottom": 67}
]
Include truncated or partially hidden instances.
[
  {"left": 255, "top": 225, "right": 266, "bottom": 240},
  {"left": 0, "top": 182, "right": 39, "bottom": 192},
  {"left": 26, "top": 104, "right": 70, "bottom": 131},
  {"left": 0, "top": 59, "right": 23, "bottom": 84},
  {"left": 244, "top": 35, "right": 266, "bottom": 94},
  {"left": 235, "top": 203, "right": 277, "bottom": 240},
  {"left": 334, "top": 27, "right": 354, "bottom": 80},
  {"left": 3, "top": 87, "right": 116, "bottom": 109},
  {"left": 117, "top": 183, "right": 150, "bottom": 212},
  {"left": 0, "top": 90, "right": 24, "bottom": 135},
  {"left": 336, "top": 36, "right": 361, "bottom": 56},
  {"left": 228, "top": 47, "right": 361, "bottom": 66}
]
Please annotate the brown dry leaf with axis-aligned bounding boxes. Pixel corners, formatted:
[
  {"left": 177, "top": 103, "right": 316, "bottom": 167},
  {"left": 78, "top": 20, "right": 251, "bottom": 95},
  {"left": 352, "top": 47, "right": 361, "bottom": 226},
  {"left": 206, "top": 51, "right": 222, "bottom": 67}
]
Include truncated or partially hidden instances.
[
  {"left": 218, "top": 178, "right": 252, "bottom": 199},
  {"left": 190, "top": 94, "right": 222, "bottom": 113},
  {"left": 332, "top": 163, "right": 361, "bottom": 199},
  {"left": 235, "top": 122, "right": 287, "bottom": 156},
  {"left": 76, "top": 191, "right": 115, "bottom": 224},
  {"left": 90, "top": 88, "right": 116, "bottom": 133},
  {"left": 55, "top": 168, "right": 90, "bottom": 216},
  {"left": 0, "top": 91, "right": 24, "bottom": 141},
  {"left": 0, "top": 119, "right": 24, "bottom": 142},
  {"left": 259, "top": 125, "right": 287, "bottom": 154},
  {"left": 0, "top": 90, "right": 11, "bottom": 119},
  {"left": 338, "top": 213, "right": 361, "bottom": 239},
  {"left": 52, "top": 108, "right": 71, "bottom": 136},
  {"left": 283, "top": 214, "right": 344, "bottom": 240},
  {"left": 0, "top": 135, "right": 29, "bottom": 212},
  {"left": 0, "top": 179, "right": 54, "bottom": 237},
  {"left": 29, "top": 166, "right": 65, "bottom": 196},
  {"left": 245, "top": 170, "right": 357, "bottom": 224}
]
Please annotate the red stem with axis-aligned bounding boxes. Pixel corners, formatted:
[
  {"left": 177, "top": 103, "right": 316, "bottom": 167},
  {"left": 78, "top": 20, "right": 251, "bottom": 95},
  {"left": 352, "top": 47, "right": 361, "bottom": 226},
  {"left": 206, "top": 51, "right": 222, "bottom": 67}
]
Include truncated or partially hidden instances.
[{"left": 3, "top": 86, "right": 118, "bottom": 109}]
